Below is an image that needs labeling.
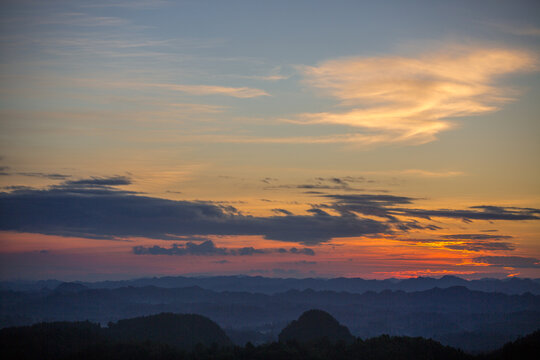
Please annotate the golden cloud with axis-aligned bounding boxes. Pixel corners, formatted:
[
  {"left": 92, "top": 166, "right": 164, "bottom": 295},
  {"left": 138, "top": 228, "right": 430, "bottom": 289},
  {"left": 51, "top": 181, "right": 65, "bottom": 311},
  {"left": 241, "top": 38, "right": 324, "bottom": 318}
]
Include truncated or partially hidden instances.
[{"left": 293, "top": 46, "right": 537, "bottom": 145}]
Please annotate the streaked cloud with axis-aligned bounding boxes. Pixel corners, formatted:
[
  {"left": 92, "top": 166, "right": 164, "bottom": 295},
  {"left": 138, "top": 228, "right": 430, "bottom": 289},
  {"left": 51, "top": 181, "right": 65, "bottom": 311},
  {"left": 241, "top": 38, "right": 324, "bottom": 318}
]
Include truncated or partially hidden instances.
[
  {"left": 36, "top": 12, "right": 130, "bottom": 27},
  {"left": 0, "top": 177, "right": 387, "bottom": 244},
  {"left": 445, "top": 242, "right": 514, "bottom": 252},
  {"left": 441, "top": 234, "right": 513, "bottom": 240},
  {"left": 80, "top": 0, "right": 171, "bottom": 9},
  {"left": 73, "top": 79, "right": 270, "bottom": 98},
  {"left": 149, "top": 83, "right": 270, "bottom": 98},
  {"left": 292, "top": 46, "right": 537, "bottom": 145},
  {"left": 323, "top": 194, "right": 540, "bottom": 222},
  {"left": 265, "top": 176, "right": 369, "bottom": 192},
  {"left": 175, "top": 133, "right": 396, "bottom": 144},
  {"left": 64, "top": 176, "right": 131, "bottom": 187},
  {"left": 133, "top": 241, "right": 261, "bottom": 256},
  {"left": 17, "top": 172, "right": 71, "bottom": 180},
  {"left": 0, "top": 167, "right": 71, "bottom": 180},
  {"left": 488, "top": 22, "right": 540, "bottom": 37},
  {"left": 272, "top": 208, "right": 293, "bottom": 216},
  {"left": 398, "top": 169, "right": 464, "bottom": 178},
  {"left": 133, "top": 240, "right": 315, "bottom": 256},
  {"left": 288, "top": 247, "right": 316, "bottom": 256},
  {"left": 473, "top": 256, "right": 540, "bottom": 268},
  {"left": 238, "top": 74, "right": 289, "bottom": 81},
  {"left": 400, "top": 234, "right": 516, "bottom": 252}
]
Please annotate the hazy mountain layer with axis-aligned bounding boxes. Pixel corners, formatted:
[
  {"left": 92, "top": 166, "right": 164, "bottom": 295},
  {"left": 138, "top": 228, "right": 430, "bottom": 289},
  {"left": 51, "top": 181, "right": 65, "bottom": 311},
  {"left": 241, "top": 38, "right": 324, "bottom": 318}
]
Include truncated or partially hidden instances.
[
  {"left": 3, "top": 275, "right": 539, "bottom": 294},
  {"left": 1, "top": 283, "right": 539, "bottom": 352}
]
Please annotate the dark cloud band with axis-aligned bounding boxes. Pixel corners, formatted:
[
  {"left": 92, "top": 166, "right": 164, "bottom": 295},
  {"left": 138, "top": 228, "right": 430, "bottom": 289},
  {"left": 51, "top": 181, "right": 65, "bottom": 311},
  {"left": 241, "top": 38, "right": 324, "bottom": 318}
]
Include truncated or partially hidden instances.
[
  {"left": 133, "top": 241, "right": 315, "bottom": 256},
  {"left": 0, "top": 177, "right": 386, "bottom": 245},
  {"left": 473, "top": 256, "right": 540, "bottom": 268},
  {"left": 1, "top": 176, "right": 539, "bottom": 245}
]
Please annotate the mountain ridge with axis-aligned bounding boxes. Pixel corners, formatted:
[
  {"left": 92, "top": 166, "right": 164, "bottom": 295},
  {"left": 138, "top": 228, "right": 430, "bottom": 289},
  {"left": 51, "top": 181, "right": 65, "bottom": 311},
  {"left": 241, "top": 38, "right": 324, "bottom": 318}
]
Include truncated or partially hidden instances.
[{"left": 2, "top": 275, "right": 540, "bottom": 295}]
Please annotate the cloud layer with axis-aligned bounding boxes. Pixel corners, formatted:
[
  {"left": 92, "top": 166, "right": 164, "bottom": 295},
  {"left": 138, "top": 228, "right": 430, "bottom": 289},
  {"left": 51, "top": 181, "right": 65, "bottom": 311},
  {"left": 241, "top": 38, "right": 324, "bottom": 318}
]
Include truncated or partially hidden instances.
[
  {"left": 133, "top": 240, "right": 315, "bottom": 256},
  {"left": 473, "top": 256, "right": 540, "bottom": 268},
  {"left": 323, "top": 194, "right": 540, "bottom": 222},
  {"left": 295, "top": 47, "right": 536, "bottom": 145},
  {"left": 0, "top": 177, "right": 387, "bottom": 245},
  {"left": 2, "top": 177, "right": 539, "bottom": 245},
  {"left": 400, "top": 233, "right": 516, "bottom": 252}
]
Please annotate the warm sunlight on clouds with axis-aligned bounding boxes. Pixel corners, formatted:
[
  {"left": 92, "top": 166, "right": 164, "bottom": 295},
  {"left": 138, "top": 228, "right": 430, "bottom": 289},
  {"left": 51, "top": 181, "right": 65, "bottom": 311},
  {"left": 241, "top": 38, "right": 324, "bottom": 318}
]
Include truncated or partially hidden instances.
[
  {"left": 294, "top": 47, "right": 537, "bottom": 145},
  {"left": 72, "top": 79, "right": 270, "bottom": 98},
  {"left": 149, "top": 83, "right": 270, "bottom": 98}
]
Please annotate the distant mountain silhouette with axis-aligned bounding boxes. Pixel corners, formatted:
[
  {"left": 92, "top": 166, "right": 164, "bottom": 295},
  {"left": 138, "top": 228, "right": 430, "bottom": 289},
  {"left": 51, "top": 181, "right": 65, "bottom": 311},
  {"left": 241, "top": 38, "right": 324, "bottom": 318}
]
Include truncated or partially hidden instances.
[
  {"left": 279, "top": 309, "right": 354, "bottom": 343},
  {"left": 3, "top": 276, "right": 540, "bottom": 295},
  {"left": 54, "top": 282, "right": 88, "bottom": 294},
  {"left": 107, "top": 312, "right": 232, "bottom": 349}
]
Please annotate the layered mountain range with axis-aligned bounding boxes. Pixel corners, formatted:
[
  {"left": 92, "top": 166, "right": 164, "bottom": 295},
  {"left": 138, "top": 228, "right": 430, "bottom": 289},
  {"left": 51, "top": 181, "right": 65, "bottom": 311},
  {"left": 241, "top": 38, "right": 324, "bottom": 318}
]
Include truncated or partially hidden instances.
[{"left": 1, "top": 275, "right": 539, "bottom": 352}]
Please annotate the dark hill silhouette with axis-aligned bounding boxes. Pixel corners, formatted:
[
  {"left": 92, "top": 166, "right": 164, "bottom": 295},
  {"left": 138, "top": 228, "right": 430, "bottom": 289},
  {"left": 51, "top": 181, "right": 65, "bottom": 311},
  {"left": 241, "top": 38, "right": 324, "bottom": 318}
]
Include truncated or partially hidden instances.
[
  {"left": 279, "top": 309, "right": 354, "bottom": 343},
  {"left": 0, "top": 321, "right": 104, "bottom": 360},
  {"left": 106, "top": 312, "right": 232, "bottom": 350},
  {"left": 4, "top": 317, "right": 540, "bottom": 360},
  {"left": 360, "top": 334, "right": 470, "bottom": 360},
  {"left": 489, "top": 328, "right": 540, "bottom": 360}
]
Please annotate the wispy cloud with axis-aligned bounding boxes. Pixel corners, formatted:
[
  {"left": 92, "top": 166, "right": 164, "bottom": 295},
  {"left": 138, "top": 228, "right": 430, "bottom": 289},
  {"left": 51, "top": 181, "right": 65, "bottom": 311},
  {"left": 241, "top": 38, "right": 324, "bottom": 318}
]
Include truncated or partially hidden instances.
[
  {"left": 399, "top": 234, "right": 516, "bottom": 252},
  {"left": 73, "top": 79, "right": 269, "bottom": 98},
  {"left": 32, "top": 12, "right": 130, "bottom": 27},
  {"left": 17, "top": 172, "right": 71, "bottom": 180},
  {"left": 473, "top": 256, "right": 540, "bottom": 268},
  {"left": 149, "top": 83, "right": 270, "bottom": 98},
  {"left": 487, "top": 22, "right": 540, "bottom": 37},
  {"left": 265, "top": 176, "right": 370, "bottom": 192},
  {"left": 80, "top": 0, "right": 171, "bottom": 9},
  {"left": 321, "top": 169, "right": 463, "bottom": 178},
  {"left": 133, "top": 241, "right": 262, "bottom": 256},
  {"left": 398, "top": 169, "right": 464, "bottom": 177},
  {"left": 238, "top": 74, "right": 289, "bottom": 81},
  {"left": 133, "top": 240, "right": 316, "bottom": 256},
  {"left": 174, "top": 133, "right": 397, "bottom": 144},
  {"left": 322, "top": 194, "right": 540, "bottom": 223},
  {"left": 291, "top": 46, "right": 537, "bottom": 145}
]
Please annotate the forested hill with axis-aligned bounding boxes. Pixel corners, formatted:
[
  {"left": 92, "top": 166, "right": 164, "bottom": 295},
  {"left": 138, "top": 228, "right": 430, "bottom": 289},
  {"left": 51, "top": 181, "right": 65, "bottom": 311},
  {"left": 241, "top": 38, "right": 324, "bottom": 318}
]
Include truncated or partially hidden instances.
[
  {"left": 107, "top": 313, "right": 232, "bottom": 349},
  {"left": 1, "top": 312, "right": 538, "bottom": 360},
  {"left": 278, "top": 309, "right": 354, "bottom": 343}
]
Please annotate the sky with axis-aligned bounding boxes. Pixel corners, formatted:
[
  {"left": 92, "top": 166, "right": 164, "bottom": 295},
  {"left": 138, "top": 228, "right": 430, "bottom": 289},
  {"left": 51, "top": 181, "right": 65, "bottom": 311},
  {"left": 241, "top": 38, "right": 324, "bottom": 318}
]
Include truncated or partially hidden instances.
[{"left": 0, "top": 0, "right": 539, "bottom": 281}]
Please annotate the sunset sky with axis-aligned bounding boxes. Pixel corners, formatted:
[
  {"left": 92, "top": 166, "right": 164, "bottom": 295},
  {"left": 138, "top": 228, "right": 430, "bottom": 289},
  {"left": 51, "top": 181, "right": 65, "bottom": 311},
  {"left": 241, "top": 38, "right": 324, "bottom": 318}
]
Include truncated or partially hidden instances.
[{"left": 1, "top": 0, "right": 539, "bottom": 281}]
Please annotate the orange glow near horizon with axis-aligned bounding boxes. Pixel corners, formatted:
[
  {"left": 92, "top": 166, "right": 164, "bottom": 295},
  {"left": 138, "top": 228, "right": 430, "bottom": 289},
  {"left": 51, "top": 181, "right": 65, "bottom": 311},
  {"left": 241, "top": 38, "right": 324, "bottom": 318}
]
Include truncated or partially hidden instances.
[{"left": 2, "top": 230, "right": 535, "bottom": 281}]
